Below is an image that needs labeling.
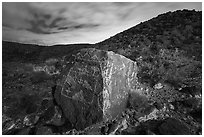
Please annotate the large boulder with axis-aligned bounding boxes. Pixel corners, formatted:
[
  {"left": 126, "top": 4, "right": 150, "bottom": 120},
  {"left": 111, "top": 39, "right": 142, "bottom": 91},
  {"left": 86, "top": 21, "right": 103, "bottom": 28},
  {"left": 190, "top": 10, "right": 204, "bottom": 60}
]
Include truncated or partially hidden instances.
[{"left": 54, "top": 48, "right": 138, "bottom": 130}]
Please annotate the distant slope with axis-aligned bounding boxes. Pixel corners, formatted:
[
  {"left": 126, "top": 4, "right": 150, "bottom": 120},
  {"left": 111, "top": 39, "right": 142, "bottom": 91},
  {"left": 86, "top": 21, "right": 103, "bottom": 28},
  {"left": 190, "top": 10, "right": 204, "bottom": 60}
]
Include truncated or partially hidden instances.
[
  {"left": 2, "top": 41, "right": 93, "bottom": 63},
  {"left": 95, "top": 9, "right": 202, "bottom": 89},
  {"left": 96, "top": 9, "right": 201, "bottom": 61}
]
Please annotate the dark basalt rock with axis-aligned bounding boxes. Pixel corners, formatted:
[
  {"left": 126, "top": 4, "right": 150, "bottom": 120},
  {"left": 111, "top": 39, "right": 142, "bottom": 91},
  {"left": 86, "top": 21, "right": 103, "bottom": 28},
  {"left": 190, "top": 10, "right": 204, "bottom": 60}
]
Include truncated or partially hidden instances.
[{"left": 54, "top": 48, "right": 138, "bottom": 130}]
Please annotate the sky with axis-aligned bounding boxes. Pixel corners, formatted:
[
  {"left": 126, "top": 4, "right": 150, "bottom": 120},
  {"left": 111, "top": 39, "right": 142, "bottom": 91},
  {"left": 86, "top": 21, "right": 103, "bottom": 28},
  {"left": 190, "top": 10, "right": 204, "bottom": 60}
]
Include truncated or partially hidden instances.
[{"left": 2, "top": 2, "right": 202, "bottom": 45}]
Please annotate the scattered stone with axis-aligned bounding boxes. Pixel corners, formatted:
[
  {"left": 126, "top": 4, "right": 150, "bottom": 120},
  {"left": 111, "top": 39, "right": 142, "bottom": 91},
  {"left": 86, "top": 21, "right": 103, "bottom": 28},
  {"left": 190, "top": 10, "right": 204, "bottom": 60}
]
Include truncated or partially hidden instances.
[
  {"left": 169, "top": 104, "right": 175, "bottom": 110},
  {"left": 23, "top": 114, "right": 39, "bottom": 126},
  {"left": 154, "top": 83, "right": 163, "bottom": 90},
  {"left": 2, "top": 9, "right": 201, "bottom": 135}
]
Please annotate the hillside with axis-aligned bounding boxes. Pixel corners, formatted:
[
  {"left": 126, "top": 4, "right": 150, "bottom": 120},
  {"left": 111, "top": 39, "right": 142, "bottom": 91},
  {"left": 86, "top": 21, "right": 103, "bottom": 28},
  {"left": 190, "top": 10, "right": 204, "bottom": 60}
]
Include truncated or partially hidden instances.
[
  {"left": 96, "top": 9, "right": 201, "bottom": 88},
  {"left": 2, "top": 9, "right": 202, "bottom": 135},
  {"left": 96, "top": 9, "right": 201, "bottom": 60}
]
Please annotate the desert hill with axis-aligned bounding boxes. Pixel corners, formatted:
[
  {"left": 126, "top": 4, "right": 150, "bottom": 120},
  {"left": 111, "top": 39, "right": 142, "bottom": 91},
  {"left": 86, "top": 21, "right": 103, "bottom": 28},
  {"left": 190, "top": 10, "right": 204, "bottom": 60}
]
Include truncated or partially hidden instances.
[{"left": 2, "top": 9, "right": 202, "bottom": 135}]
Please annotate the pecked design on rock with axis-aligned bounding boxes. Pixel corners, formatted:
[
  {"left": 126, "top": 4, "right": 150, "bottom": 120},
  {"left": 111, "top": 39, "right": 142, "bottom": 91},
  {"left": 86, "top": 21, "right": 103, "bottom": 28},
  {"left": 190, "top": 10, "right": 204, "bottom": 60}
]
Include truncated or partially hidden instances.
[
  {"left": 101, "top": 51, "right": 138, "bottom": 121},
  {"left": 54, "top": 48, "right": 138, "bottom": 130}
]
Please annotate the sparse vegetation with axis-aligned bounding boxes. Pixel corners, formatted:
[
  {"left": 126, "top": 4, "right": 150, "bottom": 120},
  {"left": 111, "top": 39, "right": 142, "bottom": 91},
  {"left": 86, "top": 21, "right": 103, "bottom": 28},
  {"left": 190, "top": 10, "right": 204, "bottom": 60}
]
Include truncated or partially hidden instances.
[{"left": 2, "top": 9, "right": 202, "bottom": 135}]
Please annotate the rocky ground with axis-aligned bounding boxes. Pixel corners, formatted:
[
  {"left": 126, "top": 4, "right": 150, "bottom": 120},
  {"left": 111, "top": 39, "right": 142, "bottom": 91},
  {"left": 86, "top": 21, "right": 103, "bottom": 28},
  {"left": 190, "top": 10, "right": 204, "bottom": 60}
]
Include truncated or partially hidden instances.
[{"left": 2, "top": 9, "right": 202, "bottom": 135}]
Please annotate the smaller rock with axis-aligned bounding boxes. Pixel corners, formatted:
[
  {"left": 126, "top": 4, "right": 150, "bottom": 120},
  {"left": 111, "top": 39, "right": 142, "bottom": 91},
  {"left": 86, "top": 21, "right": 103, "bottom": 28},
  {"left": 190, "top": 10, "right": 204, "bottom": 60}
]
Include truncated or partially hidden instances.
[
  {"left": 23, "top": 114, "right": 39, "bottom": 126},
  {"left": 63, "top": 129, "right": 79, "bottom": 135},
  {"left": 154, "top": 83, "right": 163, "bottom": 90},
  {"left": 120, "top": 118, "right": 128, "bottom": 131},
  {"left": 169, "top": 104, "right": 175, "bottom": 110}
]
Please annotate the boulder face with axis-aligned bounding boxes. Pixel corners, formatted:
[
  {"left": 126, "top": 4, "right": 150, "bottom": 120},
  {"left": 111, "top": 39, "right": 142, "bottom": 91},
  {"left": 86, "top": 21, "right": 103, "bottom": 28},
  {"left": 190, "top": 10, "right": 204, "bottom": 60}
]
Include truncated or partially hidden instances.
[
  {"left": 102, "top": 51, "right": 138, "bottom": 121},
  {"left": 54, "top": 48, "right": 138, "bottom": 130}
]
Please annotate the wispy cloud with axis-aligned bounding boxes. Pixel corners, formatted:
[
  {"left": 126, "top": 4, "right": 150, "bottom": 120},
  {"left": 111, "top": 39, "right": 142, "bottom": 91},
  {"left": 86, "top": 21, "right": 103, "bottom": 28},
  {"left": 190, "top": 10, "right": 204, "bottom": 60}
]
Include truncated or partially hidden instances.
[{"left": 2, "top": 2, "right": 202, "bottom": 45}]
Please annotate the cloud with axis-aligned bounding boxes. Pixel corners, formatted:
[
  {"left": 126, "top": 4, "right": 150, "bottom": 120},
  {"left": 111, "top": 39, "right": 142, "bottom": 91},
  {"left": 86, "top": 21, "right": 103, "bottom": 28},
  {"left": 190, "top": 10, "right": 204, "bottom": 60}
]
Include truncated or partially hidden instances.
[{"left": 2, "top": 2, "right": 202, "bottom": 45}]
